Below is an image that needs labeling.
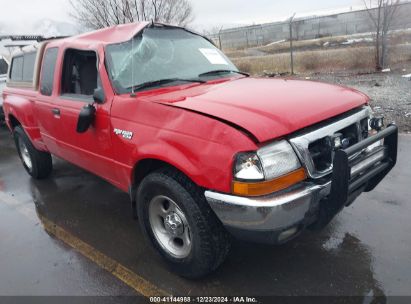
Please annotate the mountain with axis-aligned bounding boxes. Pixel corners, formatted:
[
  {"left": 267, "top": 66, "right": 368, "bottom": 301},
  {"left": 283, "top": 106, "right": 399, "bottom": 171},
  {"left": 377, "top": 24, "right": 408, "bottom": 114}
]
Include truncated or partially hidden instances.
[
  {"left": 31, "top": 19, "right": 82, "bottom": 37},
  {"left": 0, "top": 19, "right": 82, "bottom": 37}
]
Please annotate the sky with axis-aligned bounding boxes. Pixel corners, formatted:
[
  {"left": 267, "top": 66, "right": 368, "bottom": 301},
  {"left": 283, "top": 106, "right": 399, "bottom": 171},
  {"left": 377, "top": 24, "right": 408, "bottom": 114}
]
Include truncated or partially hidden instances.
[
  {"left": 0, "top": 0, "right": 365, "bottom": 33},
  {"left": 0, "top": 0, "right": 70, "bottom": 26}
]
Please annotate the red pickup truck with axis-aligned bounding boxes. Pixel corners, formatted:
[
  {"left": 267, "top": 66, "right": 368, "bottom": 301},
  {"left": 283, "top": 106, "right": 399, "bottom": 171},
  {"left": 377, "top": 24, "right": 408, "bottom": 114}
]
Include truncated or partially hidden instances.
[{"left": 2, "top": 22, "right": 398, "bottom": 278}]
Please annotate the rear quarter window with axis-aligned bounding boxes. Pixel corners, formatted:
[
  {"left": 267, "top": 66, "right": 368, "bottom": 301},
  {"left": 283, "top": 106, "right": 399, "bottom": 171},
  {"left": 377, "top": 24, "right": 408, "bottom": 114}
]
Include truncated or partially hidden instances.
[{"left": 40, "top": 48, "right": 59, "bottom": 96}]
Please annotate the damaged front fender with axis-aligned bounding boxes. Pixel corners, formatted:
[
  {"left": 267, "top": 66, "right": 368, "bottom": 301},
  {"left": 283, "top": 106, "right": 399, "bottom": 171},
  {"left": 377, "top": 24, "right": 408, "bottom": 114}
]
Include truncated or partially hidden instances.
[{"left": 110, "top": 95, "right": 258, "bottom": 193}]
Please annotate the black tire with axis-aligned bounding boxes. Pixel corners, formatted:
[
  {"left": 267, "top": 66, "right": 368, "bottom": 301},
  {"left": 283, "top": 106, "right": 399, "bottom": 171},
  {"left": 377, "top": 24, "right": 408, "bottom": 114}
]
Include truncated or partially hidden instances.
[
  {"left": 13, "top": 126, "right": 53, "bottom": 179},
  {"left": 136, "top": 167, "right": 231, "bottom": 278}
]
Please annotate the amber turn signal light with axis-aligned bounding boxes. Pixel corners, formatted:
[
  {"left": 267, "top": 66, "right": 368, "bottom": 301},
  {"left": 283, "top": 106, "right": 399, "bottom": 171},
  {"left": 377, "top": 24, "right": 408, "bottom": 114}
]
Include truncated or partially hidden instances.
[{"left": 232, "top": 168, "right": 307, "bottom": 197}]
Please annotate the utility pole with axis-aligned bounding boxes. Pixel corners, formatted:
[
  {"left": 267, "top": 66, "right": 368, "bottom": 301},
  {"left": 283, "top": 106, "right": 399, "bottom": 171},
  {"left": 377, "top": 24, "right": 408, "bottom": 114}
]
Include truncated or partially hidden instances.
[
  {"left": 289, "top": 13, "right": 296, "bottom": 75},
  {"left": 218, "top": 26, "right": 223, "bottom": 50}
]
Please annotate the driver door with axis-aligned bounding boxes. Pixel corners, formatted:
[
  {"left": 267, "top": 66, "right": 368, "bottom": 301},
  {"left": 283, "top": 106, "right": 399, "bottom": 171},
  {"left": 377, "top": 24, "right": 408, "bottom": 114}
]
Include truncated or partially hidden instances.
[{"left": 53, "top": 48, "right": 117, "bottom": 185}]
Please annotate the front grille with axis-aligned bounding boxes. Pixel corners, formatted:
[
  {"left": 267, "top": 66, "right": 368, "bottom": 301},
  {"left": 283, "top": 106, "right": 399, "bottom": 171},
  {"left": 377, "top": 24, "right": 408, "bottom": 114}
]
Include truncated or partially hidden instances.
[
  {"left": 308, "top": 119, "right": 368, "bottom": 173},
  {"left": 308, "top": 137, "right": 332, "bottom": 172},
  {"left": 289, "top": 107, "right": 371, "bottom": 179}
]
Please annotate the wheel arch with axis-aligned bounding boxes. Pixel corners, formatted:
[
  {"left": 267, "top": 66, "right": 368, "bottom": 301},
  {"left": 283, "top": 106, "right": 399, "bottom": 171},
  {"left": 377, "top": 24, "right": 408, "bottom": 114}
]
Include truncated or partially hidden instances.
[
  {"left": 130, "top": 158, "right": 200, "bottom": 199},
  {"left": 8, "top": 114, "right": 21, "bottom": 130},
  {"left": 128, "top": 157, "right": 202, "bottom": 217}
]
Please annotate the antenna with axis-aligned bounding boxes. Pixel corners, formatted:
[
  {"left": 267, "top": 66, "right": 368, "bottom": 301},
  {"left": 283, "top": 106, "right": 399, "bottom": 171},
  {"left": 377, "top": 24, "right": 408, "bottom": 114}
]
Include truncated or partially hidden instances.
[{"left": 130, "top": 34, "right": 136, "bottom": 97}]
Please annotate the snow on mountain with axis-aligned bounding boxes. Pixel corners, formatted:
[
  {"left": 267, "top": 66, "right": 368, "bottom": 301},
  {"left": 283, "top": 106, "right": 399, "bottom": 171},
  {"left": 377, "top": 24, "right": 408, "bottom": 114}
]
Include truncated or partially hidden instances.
[
  {"left": 0, "top": 22, "right": 8, "bottom": 35},
  {"left": 0, "top": 19, "right": 81, "bottom": 37},
  {"left": 31, "top": 19, "right": 82, "bottom": 37}
]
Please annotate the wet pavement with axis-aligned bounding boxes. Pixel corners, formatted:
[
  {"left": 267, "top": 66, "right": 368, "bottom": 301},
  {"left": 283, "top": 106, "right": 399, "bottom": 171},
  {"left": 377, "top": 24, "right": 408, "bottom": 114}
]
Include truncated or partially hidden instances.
[{"left": 0, "top": 125, "right": 410, "bottom": 300}]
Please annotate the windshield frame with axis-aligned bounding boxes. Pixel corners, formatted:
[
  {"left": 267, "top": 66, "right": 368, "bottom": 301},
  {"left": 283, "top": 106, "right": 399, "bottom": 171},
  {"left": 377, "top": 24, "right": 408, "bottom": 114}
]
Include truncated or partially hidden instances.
[{"left": 104, "top": 25, "right": 238, "bottom": 95}]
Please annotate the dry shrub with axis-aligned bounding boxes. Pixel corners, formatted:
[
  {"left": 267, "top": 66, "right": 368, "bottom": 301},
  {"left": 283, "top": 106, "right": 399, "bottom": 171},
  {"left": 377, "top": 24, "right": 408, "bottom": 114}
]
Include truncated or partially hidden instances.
[
  {"left": 232, "top": 53, "right": 291, "bottom": 75},
  {"left": 341, "top": 47, "right": 375, "bottom": 71},
  {"left": 224, "top": 49, "right": 248, "bottom": 58},
  {"left": 296, "top": 47, "right": 375, "bottom": 72},
  {"left": 231, "top": 46, "right": 380, "bottom": 75},
  {"left": 388, "top": 44, "right": 411, "bottom": 64},
  {"left": 297, "top": 51, "right": 322, "bottom": 71},
  {"left": 231, "top": 43, "right": 411, "bottom": 75},
  {"left": 235, "top": 61, "right": 252, "bottom": 73},
  {"left": 389, "top": 29, "right": 411, "bottom": 45}
]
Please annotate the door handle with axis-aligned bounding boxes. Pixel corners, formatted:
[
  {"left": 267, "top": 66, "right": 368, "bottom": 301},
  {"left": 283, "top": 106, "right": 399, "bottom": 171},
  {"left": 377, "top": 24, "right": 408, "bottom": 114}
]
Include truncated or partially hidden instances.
[{"left": 51, "top": 108, "right": 60, "bottom": 115}]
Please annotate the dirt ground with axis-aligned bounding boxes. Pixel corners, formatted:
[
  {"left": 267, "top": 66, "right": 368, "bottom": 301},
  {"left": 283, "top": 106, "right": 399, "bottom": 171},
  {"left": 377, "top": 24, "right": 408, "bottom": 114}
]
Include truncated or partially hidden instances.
[{"left": 295, "top": 70, "right": 411, "bottom": 133}]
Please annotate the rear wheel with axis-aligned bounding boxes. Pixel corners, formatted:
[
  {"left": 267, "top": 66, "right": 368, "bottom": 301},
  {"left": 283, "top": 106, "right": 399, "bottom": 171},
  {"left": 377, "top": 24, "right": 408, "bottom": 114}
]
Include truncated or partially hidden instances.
[
  {"left": 137, "top": 168, "right": 231, "bottom": 278},
  {"left": 14, "top": 126, "right": 52, "bottom": 179}
]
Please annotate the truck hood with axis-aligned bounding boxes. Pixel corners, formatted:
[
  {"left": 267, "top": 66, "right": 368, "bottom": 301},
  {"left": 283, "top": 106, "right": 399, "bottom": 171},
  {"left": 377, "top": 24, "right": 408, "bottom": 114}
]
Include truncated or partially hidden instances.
[{"left": 149, "top": 77, "right": 369, "bottom": 143}]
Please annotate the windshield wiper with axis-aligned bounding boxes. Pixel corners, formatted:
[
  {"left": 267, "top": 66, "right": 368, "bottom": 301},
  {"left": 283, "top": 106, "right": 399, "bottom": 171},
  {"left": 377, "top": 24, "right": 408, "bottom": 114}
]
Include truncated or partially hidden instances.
[
  {"left": 128, "top": 78, "right": 206, "bottom": 92},
  {"left": 198, "top": 70, "right": 249, "bottom": 77}
]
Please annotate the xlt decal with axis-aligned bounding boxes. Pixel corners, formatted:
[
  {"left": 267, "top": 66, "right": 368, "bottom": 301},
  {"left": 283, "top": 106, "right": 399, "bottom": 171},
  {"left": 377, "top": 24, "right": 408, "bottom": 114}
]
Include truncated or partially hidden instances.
[{"left": 114, "top": 128, "right": 133, "bottom": 140}]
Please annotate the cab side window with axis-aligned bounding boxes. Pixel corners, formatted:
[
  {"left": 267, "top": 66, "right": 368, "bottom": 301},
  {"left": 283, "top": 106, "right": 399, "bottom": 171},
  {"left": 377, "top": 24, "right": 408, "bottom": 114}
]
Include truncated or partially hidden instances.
[
  {"left": 61, "top": 49, "right": 98, "bottom": 100},
  {"left": 40, "top": 48, "right": 59, "bottom": 96},
  {"left": 22, "top": 52, "right": 36, "bottom": 82}
]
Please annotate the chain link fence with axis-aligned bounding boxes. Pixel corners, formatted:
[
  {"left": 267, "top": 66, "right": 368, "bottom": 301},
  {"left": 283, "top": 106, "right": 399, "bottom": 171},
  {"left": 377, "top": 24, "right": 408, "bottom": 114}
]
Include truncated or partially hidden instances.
[{"left": 209, "top": 2, "right": 411, "bottom": 50}]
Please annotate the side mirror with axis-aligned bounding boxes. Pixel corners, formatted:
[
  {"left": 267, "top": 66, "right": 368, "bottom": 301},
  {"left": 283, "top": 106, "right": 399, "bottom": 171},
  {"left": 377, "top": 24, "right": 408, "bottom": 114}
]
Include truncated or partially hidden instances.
[
  {"left": 76, "top": 104, "right": 96, "bottom": 133},
  {"left": 93, "top": 87, "right": 105, "bottom": 104}
]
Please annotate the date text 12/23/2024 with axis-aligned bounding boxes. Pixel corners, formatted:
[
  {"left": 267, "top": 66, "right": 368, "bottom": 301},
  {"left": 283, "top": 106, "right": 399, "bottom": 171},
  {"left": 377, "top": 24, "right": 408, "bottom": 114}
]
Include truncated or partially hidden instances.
[{"left": 150, "top": 297, "right": 258, "bottom": 303}]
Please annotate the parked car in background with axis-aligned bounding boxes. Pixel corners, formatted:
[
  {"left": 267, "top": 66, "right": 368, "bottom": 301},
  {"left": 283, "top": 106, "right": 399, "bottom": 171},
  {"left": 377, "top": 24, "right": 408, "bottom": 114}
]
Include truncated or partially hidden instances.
[
  {"left": 0, "top": 73, "right": 7, "bottom": 124},
  {"left": 2, "top": 22, "right": 398, "bottom": 278}
]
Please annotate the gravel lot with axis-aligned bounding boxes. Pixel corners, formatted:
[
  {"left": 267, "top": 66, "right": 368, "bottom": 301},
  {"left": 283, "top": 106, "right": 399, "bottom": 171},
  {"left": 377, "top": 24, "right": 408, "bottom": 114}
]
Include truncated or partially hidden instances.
[{"left": 299, "top": 71, "right": 411, "bottom": 133}]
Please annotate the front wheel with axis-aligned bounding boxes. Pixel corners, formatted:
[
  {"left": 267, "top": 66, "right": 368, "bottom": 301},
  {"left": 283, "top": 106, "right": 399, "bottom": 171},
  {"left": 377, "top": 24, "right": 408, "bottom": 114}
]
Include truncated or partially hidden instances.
[
  {"left": 14, "top": 126, "right": 53, "bottom": 179},
  {"left": 137, "top": 168, "right": 231, "bottom": 278}
]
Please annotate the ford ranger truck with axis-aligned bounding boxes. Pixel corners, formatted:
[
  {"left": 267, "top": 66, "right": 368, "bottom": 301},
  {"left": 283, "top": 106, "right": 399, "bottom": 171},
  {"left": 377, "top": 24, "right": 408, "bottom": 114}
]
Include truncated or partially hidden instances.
[{"left": 2, "top": 22, "right": 398, "bottom": 278}]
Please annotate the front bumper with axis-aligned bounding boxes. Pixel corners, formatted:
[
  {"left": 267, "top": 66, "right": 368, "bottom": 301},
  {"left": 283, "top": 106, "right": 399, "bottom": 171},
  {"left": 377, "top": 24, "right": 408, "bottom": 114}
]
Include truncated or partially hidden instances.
[{"left": 205, "top": 125, "right": 398, "bottom": 244}]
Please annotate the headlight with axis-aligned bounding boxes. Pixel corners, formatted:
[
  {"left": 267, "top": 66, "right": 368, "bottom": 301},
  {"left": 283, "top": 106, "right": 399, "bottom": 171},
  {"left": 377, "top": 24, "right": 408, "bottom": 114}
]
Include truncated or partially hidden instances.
[
  {"left": 257, "top": 140, "right": 301, "bottom": 180},
  {"left": 234, "top": 140, "right": 301, "bottom": 181},
  {"left": 233, "top": 140, "right": 306, "bottom": 196}
]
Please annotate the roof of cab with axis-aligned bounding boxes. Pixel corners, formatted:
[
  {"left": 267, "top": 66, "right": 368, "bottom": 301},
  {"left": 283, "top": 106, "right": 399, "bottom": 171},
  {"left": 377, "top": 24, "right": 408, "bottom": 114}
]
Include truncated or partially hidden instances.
[
  {"left": 44, "top": 22, "right": 214, "bottom": 51},
  {"left": 47, "top": 22, "right": 150, "bottom": 48}
]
